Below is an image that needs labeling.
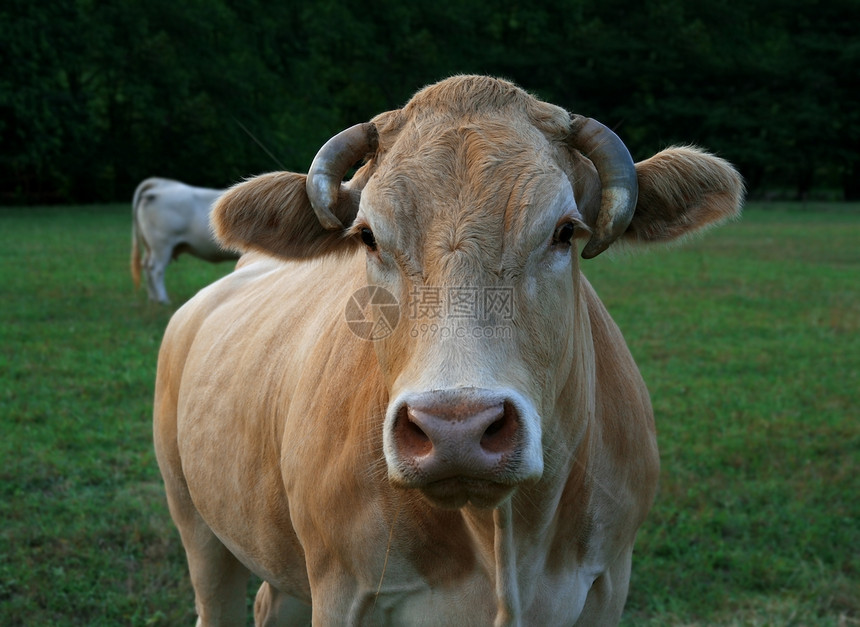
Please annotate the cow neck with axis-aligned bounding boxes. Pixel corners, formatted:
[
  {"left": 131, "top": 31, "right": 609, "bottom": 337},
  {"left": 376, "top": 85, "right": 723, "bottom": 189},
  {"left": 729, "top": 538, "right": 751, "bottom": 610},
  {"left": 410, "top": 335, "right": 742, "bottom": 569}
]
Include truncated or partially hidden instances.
[
  {"left": 458, "top": 498, "right": 535, "bottom": 627},
  {"left": 492, "top": 501, "right": 521, "bottom": 627}
]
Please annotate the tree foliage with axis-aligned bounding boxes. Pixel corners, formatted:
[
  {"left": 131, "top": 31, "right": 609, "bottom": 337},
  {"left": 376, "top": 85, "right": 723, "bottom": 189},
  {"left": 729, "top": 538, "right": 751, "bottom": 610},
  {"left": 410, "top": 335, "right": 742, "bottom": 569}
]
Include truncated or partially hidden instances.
[{"left": 1, "top": 0, "right": 857, "bottom": 204}]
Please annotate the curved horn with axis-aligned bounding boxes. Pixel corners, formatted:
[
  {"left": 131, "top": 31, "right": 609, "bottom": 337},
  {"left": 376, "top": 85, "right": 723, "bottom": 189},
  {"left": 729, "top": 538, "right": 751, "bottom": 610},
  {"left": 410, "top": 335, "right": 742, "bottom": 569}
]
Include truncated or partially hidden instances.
[
  {"left": 569, "top": 116, "right": 638, "bottom": 259},
  {"left": 306, "top": 122, "right": 379, "bottom": 230}
]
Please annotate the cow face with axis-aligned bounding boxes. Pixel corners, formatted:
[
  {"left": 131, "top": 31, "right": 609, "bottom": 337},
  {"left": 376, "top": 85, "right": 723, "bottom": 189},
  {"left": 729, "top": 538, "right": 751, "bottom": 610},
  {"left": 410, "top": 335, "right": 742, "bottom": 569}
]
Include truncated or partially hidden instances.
[
  {"left": 348, "top": 118, "right": 595, "bottom": 509},
  {"left": 212, "top": 75, "right": 743, "bottom": 510}
]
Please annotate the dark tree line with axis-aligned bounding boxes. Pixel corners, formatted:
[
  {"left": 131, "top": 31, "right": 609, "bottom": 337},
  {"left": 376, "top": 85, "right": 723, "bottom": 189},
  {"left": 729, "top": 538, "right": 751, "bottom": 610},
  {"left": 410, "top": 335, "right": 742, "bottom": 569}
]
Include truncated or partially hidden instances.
[{"left": 1, "top": 0, "right": 858, "bottom": 205}]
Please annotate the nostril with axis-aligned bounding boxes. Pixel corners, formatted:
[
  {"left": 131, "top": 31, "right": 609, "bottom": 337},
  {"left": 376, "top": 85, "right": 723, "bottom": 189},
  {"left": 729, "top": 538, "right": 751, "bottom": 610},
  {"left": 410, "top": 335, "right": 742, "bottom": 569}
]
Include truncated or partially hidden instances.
[
  {"left": 393, "top": 396, "right": 520, "bottom": 468},
  {"left": 479, "top": 401, "right": 518, "bottom": 454},
  {"left": 484, "top": 417, "right": 505, "bottom": 438},
  {"left": 395, "top": 405, "right": 433, "bottom": 457}
]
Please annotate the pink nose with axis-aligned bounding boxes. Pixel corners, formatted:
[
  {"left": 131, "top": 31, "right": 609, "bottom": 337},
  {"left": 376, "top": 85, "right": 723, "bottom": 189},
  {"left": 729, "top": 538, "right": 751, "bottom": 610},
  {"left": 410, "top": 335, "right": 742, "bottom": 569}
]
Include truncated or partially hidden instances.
[{"left": 392, "top": 390, "right": 520, "bottom": 483}]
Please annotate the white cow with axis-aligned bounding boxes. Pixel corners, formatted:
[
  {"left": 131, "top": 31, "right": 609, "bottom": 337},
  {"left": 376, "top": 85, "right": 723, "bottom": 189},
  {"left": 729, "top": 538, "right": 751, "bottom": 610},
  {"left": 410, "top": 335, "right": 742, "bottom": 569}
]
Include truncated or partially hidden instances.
[{"left": 130, "top": 177, "right": 239, "bottom": 303}]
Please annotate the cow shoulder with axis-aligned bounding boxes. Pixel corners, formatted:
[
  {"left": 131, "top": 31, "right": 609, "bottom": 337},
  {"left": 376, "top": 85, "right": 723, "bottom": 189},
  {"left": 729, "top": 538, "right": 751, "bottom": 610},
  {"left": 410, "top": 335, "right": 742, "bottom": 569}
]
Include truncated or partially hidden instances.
[
  {"left": 212, "top": 171, "right": 362, "bottom": 260},
  {"left": 626, "top": 146, "right": 744, "bottom": 243}
]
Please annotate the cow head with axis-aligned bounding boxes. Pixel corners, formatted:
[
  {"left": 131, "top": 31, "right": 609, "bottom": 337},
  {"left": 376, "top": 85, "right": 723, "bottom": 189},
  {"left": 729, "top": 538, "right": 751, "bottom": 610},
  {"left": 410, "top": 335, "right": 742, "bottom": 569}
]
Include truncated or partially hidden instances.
[{"left": 213, "top": 75, "right": 743, "bottom": 510}]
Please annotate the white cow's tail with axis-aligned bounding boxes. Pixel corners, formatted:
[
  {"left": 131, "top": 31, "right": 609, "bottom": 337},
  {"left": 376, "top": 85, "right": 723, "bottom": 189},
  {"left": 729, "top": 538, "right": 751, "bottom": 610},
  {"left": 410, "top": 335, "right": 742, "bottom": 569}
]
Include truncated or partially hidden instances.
[{"left": 131, "top": 178, "right": 159, "bottom": 289}]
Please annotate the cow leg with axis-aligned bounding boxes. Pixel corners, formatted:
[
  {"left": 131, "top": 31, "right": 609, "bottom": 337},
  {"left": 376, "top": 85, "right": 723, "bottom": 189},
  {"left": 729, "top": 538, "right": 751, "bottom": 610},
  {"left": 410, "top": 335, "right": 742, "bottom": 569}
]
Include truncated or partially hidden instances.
[
  {"left": 163, "top": 485, "right": 250, "bottom": 626},
  {"left": 574, "top": 549, "right": 632, "bottom": 625},
  {"left": 254, "top": 581, "right": 312, "bottom": 626},
  {"left": 144, "top": 246, "right": 172, "bottom": 304},
  {"left": 183, "top": 519, "right": 249, "bottom": 626}
]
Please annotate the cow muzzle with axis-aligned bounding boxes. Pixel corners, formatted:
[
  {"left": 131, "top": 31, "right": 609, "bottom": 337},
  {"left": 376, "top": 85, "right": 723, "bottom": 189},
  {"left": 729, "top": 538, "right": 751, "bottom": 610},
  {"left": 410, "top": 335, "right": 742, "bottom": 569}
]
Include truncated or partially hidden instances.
[{"left": 385, "top": 388, "right": 542, "bottom": 509}]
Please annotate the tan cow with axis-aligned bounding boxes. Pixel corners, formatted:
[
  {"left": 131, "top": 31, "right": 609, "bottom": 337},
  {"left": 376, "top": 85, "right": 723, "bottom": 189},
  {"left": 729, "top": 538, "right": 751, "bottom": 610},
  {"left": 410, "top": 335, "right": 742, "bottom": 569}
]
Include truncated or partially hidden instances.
[
  {"left": 131, "top": 177, "right": 239, "bottom": 303},
  {"left": 154, "top": 75, "right": 743, "bottom": 625}
]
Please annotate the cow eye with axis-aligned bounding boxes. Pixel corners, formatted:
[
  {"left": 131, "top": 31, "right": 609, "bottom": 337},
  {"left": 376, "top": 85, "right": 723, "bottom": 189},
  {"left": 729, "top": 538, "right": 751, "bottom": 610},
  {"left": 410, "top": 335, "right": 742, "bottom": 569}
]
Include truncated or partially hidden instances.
[
  {"left": 552, "top": 222, "right": 575, "bottom": 247},
  {"left": 360, "top": 227, "right": 377, "bottom": 251}
]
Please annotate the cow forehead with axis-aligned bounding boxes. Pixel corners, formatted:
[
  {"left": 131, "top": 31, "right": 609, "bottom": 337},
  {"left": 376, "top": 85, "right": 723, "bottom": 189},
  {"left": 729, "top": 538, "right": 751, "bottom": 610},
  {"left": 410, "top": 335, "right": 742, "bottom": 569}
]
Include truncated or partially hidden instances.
[
  {"left": 381, "top": 114, "right": 558, "bottom": 176},
  {"left": 354, "top": 84, "right": 580, "bottom": 277},
  {"left": 358, "top": 173, "right": 576, "bottom": 284},
  {"left": 363, "top": 120, "right": 570, "bottom": 228}
]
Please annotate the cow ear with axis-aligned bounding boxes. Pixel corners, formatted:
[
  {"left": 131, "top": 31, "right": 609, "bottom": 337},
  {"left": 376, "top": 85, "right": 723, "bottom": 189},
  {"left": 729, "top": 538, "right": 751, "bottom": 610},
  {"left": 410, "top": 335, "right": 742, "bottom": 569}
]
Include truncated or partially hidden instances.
[
  {"left": 624, "top": 147, "right": 744, "bottom": 243},
  {"left": 212, "top": 171, "right": 362, "bottom": 260}
]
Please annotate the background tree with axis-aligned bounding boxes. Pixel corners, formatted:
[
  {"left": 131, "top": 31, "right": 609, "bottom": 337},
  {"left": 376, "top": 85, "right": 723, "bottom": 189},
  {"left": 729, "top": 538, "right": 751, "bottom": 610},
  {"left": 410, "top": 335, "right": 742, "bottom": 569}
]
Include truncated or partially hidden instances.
[{"left": 1, "top": 0, "right": 856, "bottom": 204}]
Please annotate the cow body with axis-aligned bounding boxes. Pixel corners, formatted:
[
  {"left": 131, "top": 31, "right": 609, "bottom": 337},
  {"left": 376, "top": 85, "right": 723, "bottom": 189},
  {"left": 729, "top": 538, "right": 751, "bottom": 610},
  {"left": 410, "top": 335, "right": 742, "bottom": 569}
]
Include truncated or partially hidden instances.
[
  {"left": 154, "top": 76, "right": 743, "bottom": 625},
  {"left": 131, "top": 178, "right": 238, "bottom": 303}
]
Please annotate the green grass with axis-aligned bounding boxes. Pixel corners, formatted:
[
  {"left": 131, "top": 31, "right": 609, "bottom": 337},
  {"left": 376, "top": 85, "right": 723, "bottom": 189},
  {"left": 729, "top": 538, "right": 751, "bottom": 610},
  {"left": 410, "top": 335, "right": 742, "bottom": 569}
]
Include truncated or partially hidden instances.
[
  {"left": 1, "top": 202, "right": 858, "bottom": 625},
  {"left": 586, "top": 204, "right": 860, "bottom": 625},
  {"left": 0, "top": 204, "right": 231, "bottom": 625}
]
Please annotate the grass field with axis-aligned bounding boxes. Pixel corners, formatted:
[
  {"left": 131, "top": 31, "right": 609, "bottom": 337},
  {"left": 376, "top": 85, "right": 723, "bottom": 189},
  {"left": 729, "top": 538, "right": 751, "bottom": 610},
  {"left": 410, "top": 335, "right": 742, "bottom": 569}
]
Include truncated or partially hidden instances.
[{"left": 1, "top": 202, "right": 858, "bottom": 625}]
